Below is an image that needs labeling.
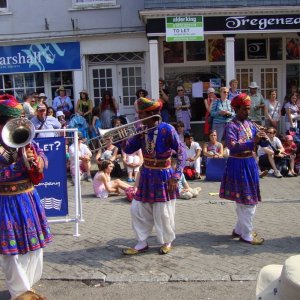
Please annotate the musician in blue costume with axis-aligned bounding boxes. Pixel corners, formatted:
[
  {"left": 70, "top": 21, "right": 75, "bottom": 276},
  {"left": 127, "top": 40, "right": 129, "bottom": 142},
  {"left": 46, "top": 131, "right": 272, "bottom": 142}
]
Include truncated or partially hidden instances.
[
  {"left": 0, "top": 95, "right": 52, "bottom": 299},
  {"left": 220, "top": 93, "right": 266, "bottom": 245},
  {"left": 122, "top": 97, "right": 185, "bottom": 255}
]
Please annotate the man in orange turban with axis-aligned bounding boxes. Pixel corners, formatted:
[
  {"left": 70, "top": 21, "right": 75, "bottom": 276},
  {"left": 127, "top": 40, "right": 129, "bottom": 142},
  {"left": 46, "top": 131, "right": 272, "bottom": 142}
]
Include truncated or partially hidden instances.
[{"left": 219, "top": 93, "right": 267, "bottom": 245}]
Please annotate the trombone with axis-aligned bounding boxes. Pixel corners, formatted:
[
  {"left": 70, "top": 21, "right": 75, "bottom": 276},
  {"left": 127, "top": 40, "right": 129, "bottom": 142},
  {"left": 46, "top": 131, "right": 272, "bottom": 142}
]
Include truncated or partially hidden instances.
[{"left": 88, "top": 114, "right": 161, "bottom": 152}]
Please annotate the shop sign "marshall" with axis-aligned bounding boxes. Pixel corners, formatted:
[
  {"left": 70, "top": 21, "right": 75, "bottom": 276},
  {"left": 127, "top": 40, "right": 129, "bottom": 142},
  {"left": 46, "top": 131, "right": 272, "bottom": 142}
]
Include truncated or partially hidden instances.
[{"left": 205, "top": 14, "right": 300, "bottom": 32}]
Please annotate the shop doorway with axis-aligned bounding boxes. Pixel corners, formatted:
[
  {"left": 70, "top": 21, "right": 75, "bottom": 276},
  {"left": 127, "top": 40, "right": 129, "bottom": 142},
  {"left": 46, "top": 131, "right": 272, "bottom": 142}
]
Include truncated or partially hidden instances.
[
  {"left": 89, "top": 63, "right": 144, "bottom": 121},
  {"left": 236, "top": 65, "right": 281, "bottom": 100}
]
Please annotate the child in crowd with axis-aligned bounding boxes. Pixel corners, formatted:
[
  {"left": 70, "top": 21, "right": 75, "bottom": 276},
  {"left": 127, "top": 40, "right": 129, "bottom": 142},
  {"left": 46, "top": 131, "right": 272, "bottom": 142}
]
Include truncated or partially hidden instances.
[
  {"left": 283, "top": 135, "right": 297, "bottom": 176},
  {"left": 122, "top": 149, "right": 143, "bottom": 182},
  {"left": 93, "top": 160, "right": 133, "bottom": 199},
  {"left": 171, "top": 158, "right": 201, "bottom": 200}
]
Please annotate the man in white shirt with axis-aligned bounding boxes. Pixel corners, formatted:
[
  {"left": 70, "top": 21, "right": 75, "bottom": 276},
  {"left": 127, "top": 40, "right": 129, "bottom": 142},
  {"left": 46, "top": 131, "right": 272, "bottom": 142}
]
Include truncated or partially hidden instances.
[
  {"left": 184, "top": 132, "right": 202, "bottom": 179},
  {"left": 69, "top": 132, "right": 92, "bottom": 182}
]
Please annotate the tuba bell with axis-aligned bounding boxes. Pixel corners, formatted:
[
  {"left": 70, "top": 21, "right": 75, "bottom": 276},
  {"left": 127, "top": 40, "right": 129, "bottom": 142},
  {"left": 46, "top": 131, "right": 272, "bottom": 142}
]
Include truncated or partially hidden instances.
[
  {"left": 1, "top": 118, "right": 36, "bottom": 169},
  {"left": 1, "top": 117, "right": 36, "bottom": 148}
]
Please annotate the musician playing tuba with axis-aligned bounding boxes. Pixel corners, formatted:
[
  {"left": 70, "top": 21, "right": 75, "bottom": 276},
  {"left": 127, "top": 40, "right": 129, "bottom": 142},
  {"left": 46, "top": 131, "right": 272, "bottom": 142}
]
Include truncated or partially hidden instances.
[
  {"left": 0, "top": 94, "right": 52, "bottom": 299},
  {"left": 122, "top": 97, "right": 186, "bottom": 256}
]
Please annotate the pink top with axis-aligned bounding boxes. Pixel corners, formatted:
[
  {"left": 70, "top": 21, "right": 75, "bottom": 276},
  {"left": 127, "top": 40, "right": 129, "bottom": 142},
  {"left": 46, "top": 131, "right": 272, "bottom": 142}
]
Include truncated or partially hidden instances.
[{"left": 92, "top": 171, "right": 110, "bottom": 199}]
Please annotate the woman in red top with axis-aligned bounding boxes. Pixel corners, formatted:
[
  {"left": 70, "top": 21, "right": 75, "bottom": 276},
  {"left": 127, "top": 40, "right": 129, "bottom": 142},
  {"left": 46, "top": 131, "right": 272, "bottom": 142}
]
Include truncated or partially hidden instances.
[
  {"left": 283, "top": 135, "right": 297, "bottom": 176},
  {"left": 204, "top": 87, "right": 217, "bottom": 136},
  {"left": 100, "top": 90, "right": 118, "bottom": 129}
]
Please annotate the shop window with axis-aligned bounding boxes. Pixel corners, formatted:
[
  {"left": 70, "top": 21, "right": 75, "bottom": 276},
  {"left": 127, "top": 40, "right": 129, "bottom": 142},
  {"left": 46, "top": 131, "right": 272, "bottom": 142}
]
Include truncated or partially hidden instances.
[
  {"left": 286, "top": 38, "right": 300, "bottom": 60},
  {"left": 50, "top": 71, "right": 73, "bottom": 100},
  {"left": 163, "top": 41, "right": 184, "bottom": 63},
  {"left": 286, "top": 64, "right": 300, "bottom": 95},
  {"left": 0, "top": 73, "right": 45, "bottom": 102},
  {"left": 186, "top": 41, "right": 206, "bottom": 61},
  {"left": 247, "top": 39, "right": 267, "bottom": 59},
  {"left": 234, "top": 39, "right": 245, "bottom": 61},
  {"left": 270, "top": 38, "right": 282, "bottom": 60},
  {"left": 0, "top": 0, "right": 7, "bottom": 9},
  {"left": 208, "top": 39, "right": 225, "bottom": 62}
]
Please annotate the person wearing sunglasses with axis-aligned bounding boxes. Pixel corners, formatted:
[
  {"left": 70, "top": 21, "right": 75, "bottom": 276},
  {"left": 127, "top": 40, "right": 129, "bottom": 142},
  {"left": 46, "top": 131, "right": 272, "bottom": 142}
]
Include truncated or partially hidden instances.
[
  {"left": 174, "top": 86, "right": 191, "bottom": 131},
  {"left": 210, "top": 86, "right": 235, "bottom": 142},
  {"left": 257, "top": 127, "right": 285, "bottom": 178}
]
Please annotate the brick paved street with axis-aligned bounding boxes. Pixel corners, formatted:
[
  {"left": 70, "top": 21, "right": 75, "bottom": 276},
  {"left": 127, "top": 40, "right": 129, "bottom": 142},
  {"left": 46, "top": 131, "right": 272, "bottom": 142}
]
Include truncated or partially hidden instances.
[{"left": 0, "top": 176, "right": 299, "bottom": 294}]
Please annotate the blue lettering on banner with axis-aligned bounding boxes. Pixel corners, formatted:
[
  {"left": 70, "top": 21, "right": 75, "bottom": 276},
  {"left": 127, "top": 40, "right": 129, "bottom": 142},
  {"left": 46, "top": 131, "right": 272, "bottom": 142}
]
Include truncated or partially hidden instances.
[
  {"left": 35, "top": 137, "right": 68, "bottom": 217},
  {"left": 0, "top": 42, "right": 81, "bottom": 74}
]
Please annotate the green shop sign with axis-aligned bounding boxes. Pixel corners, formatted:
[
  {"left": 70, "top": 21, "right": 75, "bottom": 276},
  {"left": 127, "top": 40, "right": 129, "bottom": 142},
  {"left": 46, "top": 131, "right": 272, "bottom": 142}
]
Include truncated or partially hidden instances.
[{"left": 165, "top": 16, "right": 204, "bottom": 42}]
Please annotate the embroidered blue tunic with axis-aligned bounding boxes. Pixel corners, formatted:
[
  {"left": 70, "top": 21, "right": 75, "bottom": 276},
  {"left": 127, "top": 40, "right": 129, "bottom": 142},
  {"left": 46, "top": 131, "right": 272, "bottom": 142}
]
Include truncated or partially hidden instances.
[
  {"left": 0, "top": 142, "right": 52, "bottom": 255},
  {"left": 219, "top": 118, "right": 261, "bottom": 205},
  {"left": 123, "top": 122, "right": 185, "bottom": 203}
]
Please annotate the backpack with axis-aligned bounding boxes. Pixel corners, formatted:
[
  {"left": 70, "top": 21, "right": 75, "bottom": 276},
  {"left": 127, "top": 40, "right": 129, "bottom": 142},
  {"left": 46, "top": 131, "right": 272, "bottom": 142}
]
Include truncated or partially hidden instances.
[{"left": 183, "top": 166, "right": 196, "bottom": 180}]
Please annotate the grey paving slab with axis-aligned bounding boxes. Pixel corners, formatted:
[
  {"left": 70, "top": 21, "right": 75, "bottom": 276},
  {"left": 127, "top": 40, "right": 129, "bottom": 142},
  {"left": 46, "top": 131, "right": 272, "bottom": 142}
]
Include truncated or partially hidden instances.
[{"left": 0, "top": 176, "right": 299, "bottom": 283}]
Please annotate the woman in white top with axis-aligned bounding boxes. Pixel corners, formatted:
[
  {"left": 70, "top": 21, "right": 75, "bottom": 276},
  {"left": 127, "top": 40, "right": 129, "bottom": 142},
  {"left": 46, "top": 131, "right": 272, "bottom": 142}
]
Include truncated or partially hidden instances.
[
  {"left": 264, "top": 89, "right": 281, "bottom": 129},
  {"left": 284, "top": 92, "right": 299, "bottom": 130},
  {"left": 22, "top": 95, "right": 35, "bottom": 119}
]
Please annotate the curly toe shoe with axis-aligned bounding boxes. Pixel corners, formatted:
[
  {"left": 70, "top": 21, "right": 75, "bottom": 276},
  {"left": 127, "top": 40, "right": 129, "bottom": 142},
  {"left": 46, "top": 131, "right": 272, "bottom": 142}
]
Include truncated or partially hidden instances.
[
  {"left": 159, "top": 245, "right": 172, "bottom": 255},
  {"left": 122, "top": 245, "right": 149, "bottom": 255},
  {"left": 240, "top": 236, "right": 264, "bottom": 245}
]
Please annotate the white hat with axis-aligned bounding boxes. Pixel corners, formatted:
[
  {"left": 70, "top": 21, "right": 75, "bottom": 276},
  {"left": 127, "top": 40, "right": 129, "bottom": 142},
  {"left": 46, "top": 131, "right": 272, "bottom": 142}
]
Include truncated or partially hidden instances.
[
  {"left": 207, "top": 88, "right": 215, "bottom": 94},
  {"left": 256, "top": 255, "right": 300, "bottom": 300},
  {"left": 39, "top": 93, "right": 47, "bottom": 98},
  {"left": 249, "top": 82, "right": 259, "bottom": 89},
  {"left": 56, "top": 111, "right": 65, "bottom": 118}
]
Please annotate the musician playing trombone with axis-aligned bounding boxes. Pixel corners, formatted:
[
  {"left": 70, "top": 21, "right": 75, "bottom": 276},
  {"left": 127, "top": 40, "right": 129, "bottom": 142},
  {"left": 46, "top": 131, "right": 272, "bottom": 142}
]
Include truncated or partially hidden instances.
[
  {"left": 0, "top": 95, "right": 52, "bottom": 298},
  {"left": 220, "top": 93, "right": 267, "bottom": 245},
  {"left": 122, "top": 97, "right": 186, "bottom": 255}
]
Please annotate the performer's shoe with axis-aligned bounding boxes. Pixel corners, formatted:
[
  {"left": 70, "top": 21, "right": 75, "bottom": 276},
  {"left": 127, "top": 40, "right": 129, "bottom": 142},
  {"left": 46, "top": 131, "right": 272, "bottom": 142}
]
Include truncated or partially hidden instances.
[
  {"left": 231, "top": 230, "right": 257, "bottom": 238},
  {"left": 159, "top": 244, "right": 172, "bottom": 255},
  {"left": 122, "top": 245, "right": 149, "bottom": 255},
  {"left": 231, "top": 230, "right": 241, "bottom": 238},
  {"left": 239, "top": 236, "right": 264, "bottom": 245}
]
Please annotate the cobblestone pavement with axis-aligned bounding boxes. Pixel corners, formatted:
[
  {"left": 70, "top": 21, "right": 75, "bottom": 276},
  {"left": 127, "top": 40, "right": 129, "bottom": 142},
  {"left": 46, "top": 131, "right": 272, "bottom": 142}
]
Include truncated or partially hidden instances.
[{"left": 1, "top": 176, "right": 299, "bottom": 284}]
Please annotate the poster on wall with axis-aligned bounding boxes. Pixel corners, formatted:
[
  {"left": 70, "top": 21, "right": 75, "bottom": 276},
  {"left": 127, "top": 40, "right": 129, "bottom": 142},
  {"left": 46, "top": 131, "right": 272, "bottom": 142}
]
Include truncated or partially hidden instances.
[
  {"left": 286, "top": 38, "right": 300, "bottom": 60},
  {"left": 166, "top": 16, "right": 204, "bottom": 42},
  {"left": 247, "top": 39, "right": 267, "bottom": 59},
  {"left": 208, "top": 39, "right": 225, "bottom": 62}
]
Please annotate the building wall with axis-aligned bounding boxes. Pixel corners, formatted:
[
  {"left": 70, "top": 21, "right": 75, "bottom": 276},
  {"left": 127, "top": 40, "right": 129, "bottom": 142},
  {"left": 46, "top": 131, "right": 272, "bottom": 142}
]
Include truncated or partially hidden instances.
[
  {"left": 0, "top": 0, "right": 145, "bottom": 42},
  {"left": 144, "top": 0, "right": 300, "bottom": 9}
]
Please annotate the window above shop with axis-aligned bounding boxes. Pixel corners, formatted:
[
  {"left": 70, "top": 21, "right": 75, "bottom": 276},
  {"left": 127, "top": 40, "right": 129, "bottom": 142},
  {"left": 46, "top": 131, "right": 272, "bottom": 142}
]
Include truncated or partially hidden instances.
[
  {"left": 0, "top": 0, "right": 7, "bottom": 11},
  {"left": 72, "top": 0, "right": 117, "bottom": 9}
]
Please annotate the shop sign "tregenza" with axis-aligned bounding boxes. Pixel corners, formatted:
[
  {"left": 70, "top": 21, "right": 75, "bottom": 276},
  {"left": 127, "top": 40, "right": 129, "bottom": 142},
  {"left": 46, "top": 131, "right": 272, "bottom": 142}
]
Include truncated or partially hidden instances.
[
  {"left": 205, "top": 14, "right": 300, "bottom": 32},
  {"left": 0, "top": 42, "right": 81, "bottom": 74}
]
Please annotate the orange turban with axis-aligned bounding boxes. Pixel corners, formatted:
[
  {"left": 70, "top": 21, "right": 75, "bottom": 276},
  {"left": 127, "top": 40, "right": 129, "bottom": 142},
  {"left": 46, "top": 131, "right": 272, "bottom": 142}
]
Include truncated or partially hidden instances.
[{"left": 231, "top": 93, "right": 251, "bottom": 108}]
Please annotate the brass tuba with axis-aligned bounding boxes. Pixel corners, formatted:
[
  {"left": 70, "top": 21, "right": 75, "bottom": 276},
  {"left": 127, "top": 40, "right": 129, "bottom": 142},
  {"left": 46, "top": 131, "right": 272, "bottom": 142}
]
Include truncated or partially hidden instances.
[
  {"left": 1, "top": 117, "right": 36, "bottom": 169},
  {"left": 88, "top": 114, "right": 161, "bottom": 152}
]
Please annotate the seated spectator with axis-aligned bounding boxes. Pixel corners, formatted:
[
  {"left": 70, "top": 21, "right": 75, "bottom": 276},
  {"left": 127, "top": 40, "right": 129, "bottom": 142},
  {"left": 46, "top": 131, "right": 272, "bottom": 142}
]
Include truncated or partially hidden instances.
[
  {"left": 203, "top": 129, "right": 224, "bottom": 158},
  {"left": 175, "top": 121, "right": 186, "bottom": 143},
  {"left": 56, "top": 111, "right": 67, "bottom": 129},
  {"left": 122, "top": 149, "right": 143, "bottom": 182},
  {"left": 93, "top": 160, "right": 132, "bottom": 199},
  {"left": 282, "top": 134, "right": 297, "bottom": 176},
  {"left": 257, "top": 127, "right": 285, "bottom": 178},
  {"left": 95, "top": 136, "right": 123, "bottom": 178},
  {"left": 183, "top": 132, "right": 202, "bottom": 179},
  {"left": 69, "top": 132, "right": 92, "bottom": 182},
  {"left": 172, "top": 158, "right": 201, "bottom": 200}
]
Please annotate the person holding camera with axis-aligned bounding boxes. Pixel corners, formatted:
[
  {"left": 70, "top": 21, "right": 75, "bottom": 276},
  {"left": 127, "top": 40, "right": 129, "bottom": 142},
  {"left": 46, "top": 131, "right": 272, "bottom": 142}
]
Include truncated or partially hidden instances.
[
  {"left": 257, "top": 127, "right": 285, "bottom": 178},
  {"left": 210, "top": 87, "right": 235, "bottom": 142}
]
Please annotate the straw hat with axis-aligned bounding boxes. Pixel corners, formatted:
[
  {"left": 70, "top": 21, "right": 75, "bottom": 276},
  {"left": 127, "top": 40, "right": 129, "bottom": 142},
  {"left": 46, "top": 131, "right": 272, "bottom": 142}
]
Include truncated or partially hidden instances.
[
  {"left": 256, "top": 255, "right": 300, "bottom": 300},
  {"left": 79, "top": 89, "right": 88, "bottom": 95},
  {"left": 56, "top": 86, "right": 65, "bottom": 92},
  {"left": 207, "top": 88, "right": 215, "bottom": 94}
]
